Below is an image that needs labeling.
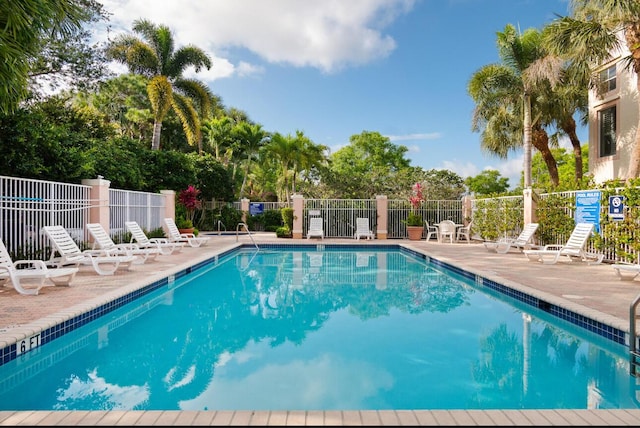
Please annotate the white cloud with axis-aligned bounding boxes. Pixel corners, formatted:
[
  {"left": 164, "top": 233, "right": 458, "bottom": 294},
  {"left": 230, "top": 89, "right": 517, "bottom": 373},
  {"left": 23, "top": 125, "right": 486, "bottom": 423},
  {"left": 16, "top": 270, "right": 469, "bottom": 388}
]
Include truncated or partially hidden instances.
[
  {"left": 386, "top": 132, "right": 442, "bottom": 142},
  {"left": 97, "top": 0, "right": 416, "bottom": 78},
  {"left": 439, "top": 155, "right": 524, "bottom": 190}
]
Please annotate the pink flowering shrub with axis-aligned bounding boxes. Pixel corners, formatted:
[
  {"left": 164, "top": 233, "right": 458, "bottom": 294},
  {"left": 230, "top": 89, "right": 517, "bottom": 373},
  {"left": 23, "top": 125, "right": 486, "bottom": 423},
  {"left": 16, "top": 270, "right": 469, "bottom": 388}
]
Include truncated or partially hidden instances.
[
  {"left": 405, "top": 182, "right": 425, "bottom": 226},
  {"left": 178, "top": 185, "right": 202, "bottom": 224}
]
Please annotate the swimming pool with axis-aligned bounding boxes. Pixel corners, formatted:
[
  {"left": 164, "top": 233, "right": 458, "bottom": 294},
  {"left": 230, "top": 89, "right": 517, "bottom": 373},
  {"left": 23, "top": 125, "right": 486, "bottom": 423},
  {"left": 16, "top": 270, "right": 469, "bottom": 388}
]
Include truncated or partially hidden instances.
[{"left": 0, "top": 245, "right": 637, "bottom": 411}]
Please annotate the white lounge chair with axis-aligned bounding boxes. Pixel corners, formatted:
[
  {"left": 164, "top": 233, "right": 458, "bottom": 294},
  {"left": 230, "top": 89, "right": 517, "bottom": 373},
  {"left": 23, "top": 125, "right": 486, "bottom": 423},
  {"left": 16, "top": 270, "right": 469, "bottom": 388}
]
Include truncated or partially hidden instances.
[
  {"left": 354, "top": 217, "right": 375, "bottom": 240},
  {"left": 125, "top": 221, "right": 184, "bottom": 255},
  {"left": 87, "top": 223, "right": 161, "bottom": 264},
  {"left": 484, "top": 223, "right": 539, "bottom": 254},
  {"left": 42, "top": 225, "right": 136, "bottom": 276},
  {"left": 523, "top": 222, "right": 604, "bottom": 265},
  {"left": 0, "top": 238, "right": 78, "bottom": 295},
  {"left": 612, "top": 263, "right": 640, "bottom": 281},
  {"left": 163, "top": 218, "right": 210, "bottom": 248},
  {"left": 307, "top": 217, "right": 324, "bottom": 240}
]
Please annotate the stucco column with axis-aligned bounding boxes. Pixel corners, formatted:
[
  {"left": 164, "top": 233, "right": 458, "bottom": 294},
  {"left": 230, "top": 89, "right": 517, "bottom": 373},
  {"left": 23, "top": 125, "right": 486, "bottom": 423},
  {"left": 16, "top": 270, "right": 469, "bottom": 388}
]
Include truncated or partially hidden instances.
[
  {"left": 523, "top": 188, "right": 538, "bottom": 224},
  {"left": 82, "top": 177, "right": 110, "bottom": 234},
  {"left": 292, "top": 194, "right": 304, "bottom": 239},
  {"left": 241, "top": 198, "right": 250, "bottom": 224},
  {"left": 376, "top": 195, "right": 388, "bottom": 240},
  {"left": 462, "top": 195, "right": 474, "bottom": 225},
  {"left": 161, "top": 190, "right": 175, "bottom": 222}
]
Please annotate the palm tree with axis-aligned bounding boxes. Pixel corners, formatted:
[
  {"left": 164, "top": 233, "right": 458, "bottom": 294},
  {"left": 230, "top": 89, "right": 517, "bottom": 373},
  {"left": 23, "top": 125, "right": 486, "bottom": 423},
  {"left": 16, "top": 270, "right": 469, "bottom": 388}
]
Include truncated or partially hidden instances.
[
  {"left": 536, "top": 60, "right": 589, "bottom": 184},
  {"left": 543, "top": 0, "right": 640, "bottom": 179},
  {"left": 202, "top": 116, "right": 235, "bottom": 161},
  {"left": 468, "top": 24, "right": 550, "bottom": 188},
  {"left": 106, "top": 19, "right": 213, "bottom": 151},
  {"left": 233, "top": 122, "right": 270, "bottom": 199},
  {"left": 265, "top": 132, "right": 297, "bottom": 202},
  {"left": 0, "top": 0, "right": 87, "bottom": 114},
  {"left": 291, "top": 130, "right": 327, "bottom": 194}
]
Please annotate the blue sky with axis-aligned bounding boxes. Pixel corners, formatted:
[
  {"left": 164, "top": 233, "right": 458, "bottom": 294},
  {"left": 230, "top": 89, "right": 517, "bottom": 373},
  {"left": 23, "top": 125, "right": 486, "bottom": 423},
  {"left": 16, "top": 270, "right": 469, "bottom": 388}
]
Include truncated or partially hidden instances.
[{"left": 97, "top": 0, "right": 582, "bottom": 189}]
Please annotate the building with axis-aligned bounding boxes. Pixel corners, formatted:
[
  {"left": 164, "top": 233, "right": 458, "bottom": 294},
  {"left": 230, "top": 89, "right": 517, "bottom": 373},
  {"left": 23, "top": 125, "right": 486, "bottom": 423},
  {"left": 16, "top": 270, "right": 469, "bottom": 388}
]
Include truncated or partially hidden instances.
[{"left": 588, "top": 30, "right": 639, "bottom": 183}]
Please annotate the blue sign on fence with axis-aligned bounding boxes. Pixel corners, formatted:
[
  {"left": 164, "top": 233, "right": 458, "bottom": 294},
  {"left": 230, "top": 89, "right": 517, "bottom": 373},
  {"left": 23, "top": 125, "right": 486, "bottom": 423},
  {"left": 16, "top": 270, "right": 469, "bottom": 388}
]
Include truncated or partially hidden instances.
[
  {"left": 249, "top": 202, "right": 264, "bottom": 216},
  {"left": 608, "top": 195, "right": 625, "bottom": 221},
  {"left": 575, "top": 190, "right": 601, "bottom": 232}
]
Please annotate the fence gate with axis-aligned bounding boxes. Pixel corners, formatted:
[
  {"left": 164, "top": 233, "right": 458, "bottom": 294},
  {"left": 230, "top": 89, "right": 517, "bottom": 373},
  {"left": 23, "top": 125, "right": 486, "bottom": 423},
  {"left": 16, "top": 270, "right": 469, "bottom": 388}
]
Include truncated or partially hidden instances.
[{"left": 304, "top": 199, "right": 377, "bottom": 238}]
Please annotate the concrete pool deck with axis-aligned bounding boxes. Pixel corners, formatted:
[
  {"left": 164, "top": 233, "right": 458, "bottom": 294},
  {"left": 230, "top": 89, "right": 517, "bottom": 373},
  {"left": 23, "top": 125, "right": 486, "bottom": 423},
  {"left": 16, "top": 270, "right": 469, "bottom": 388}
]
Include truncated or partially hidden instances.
[{"left": 1, "top": 233, "right": 639, "bottom": 425}]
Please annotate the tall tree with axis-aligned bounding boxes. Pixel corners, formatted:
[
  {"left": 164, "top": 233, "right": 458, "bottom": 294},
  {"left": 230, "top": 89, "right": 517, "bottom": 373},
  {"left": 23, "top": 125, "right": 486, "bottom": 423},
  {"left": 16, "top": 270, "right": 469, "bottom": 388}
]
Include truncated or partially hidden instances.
[
  {"left": 27, "top": 0, "right": 110, "bottom": 98},
  {"left": 202, "top": 116, "right": 235, "bottom": 162},
  {"left": 468, "top": 24, "right": 548, "bottom": 188},
  {"left": 0, "top": 0, "right": 93, "bottom": 113},
  {"left": 265, "top": 132, "right": 297, "bottom": 203},
  {"left": 291, "top": 130, "right": 327, "bottom": 195},
  {"left": 532, "top": 57, "right": 589, "bottom": 184},
  {"left": 74, "top": 74, "right": 153, "bottom": 141},
  {"left": 326, "top": 131, "right": 411, "bottom": 198},
  {"left": 106, "top": 19, "right": 214, "bottom": 151},
  {"left": 465, "top": 170, "right": 510, "bottom": 196},
  {"left": 233, "top": 122, "right": 270, "bottom": 199},
  {"left": 543, "top": 0, "right": 640, "bottom": 179}
]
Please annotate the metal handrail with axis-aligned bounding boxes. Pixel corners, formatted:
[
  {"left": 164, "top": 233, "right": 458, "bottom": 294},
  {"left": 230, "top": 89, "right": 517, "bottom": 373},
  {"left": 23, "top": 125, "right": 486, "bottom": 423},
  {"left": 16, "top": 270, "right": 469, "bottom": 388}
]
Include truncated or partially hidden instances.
[
  {"left": 236, "top": 222, "right": 258, "bottom": 250},
  {"left": 216, "top": 219, "right": 226, "bottom": 235},
  {"left": 630, "top": 293, "right": 640, "bottom": 375}
]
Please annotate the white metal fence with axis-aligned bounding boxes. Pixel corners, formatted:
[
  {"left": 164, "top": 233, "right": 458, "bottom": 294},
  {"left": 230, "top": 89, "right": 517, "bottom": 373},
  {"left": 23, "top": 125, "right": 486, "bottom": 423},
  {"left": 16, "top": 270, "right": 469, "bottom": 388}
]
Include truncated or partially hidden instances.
[
  {"left": 0, "top": 176, "right": 165, "bottom": 260},
  {"left": 387, "top": 199, "right": 464, "bottom": 239},
  {"left": 303, "top": 198, "right": 464, "bottom": 239},
  {"left": 109, "top": 189, "right": 166, "bottom": 243}
]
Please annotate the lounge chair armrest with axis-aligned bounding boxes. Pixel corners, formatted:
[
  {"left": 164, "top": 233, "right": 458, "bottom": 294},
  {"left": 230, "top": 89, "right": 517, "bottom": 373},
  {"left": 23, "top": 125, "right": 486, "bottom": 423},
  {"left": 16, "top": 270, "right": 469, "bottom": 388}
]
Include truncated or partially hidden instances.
[
  {"left": 13, "top": 260, "right": 48, "bottom": 270},
  {"left": 115, "top": 243, "right": 140, "bottom": 251},
  {"left": 149, "top": 238, "right": 170, "bottom": 244},
  {"left": 83, "top": 248, "right": 119, "bottom": 257},
  {"left": 542, "top": 245, "right": 563, "bottom": 251},
  {"left": 525, "top": 244, "right": 543, "bottom": 250}
]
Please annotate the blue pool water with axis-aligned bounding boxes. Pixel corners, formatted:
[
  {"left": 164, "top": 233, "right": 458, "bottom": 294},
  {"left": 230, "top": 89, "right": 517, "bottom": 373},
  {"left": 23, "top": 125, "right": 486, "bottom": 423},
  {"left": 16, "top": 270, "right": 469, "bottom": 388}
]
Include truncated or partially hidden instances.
[{"left": 0, "top": 246, "right": 638, "bottom": 411}]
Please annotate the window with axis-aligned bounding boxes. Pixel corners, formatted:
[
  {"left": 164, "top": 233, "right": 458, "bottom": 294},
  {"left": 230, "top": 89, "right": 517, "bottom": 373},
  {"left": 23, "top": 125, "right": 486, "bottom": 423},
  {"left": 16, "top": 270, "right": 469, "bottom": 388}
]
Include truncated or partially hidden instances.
[
  {"left": 599, "top": 64, "right": 616, "bottom": 92},
  {"left": 599, "top": 106, "right": 616, "bottom": 157}
]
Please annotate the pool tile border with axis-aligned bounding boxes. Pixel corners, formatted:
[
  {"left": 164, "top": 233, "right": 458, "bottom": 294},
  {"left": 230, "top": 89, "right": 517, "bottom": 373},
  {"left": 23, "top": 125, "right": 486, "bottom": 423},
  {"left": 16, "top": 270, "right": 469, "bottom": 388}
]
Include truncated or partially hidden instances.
[
  {"left": 403, "top": 246, "right": 627, "bottom": 347},
  {"left": 0, "top": 243, "right": 629, "bottom": 368}
]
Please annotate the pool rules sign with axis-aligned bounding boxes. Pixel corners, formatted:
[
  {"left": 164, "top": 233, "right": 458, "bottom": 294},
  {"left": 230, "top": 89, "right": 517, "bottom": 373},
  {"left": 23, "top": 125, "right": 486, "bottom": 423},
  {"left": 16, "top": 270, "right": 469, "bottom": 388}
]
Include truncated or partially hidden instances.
[{"left": 608, "top": 195, "right": 625, "bottom": 221}]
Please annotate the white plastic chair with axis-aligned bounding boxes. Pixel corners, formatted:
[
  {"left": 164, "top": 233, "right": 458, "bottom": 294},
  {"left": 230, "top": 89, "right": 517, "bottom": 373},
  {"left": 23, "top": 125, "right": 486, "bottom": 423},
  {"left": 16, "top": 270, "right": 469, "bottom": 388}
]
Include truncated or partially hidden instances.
[
  {"left": 0, "top": 238, "right": 78, "bottom": 295},
  {"left": 163, "top": 218, "right": 210, "bottom": 247},
  {"left": 484, "top": 223, "right": 539, "bottom": 253},
  {"left": 354, "top": 218, "right": 375, "bottom": 240},
  {"left": 87, "top": 223, "right": 160, "bottom": 264},
  {"left": 424, "top": 221, "right": 439, "bottom": 241},
  {"left": 126, "top": 221, "right": 184, "bottom": 255},
  {"left": 523, "top": 223, "right": 603, "bottom": 265},
  {"left": 42, "top": 225, "right": 136, "bottom": 276},
  {"left": 456, "top": 221, "right": 473, "bottom": 243},
  {"left": 438, "top": 220, "right": 456, "bottom": 243},
  {"left": 307, "top": 217, "right": 324, "bottom": 240}
]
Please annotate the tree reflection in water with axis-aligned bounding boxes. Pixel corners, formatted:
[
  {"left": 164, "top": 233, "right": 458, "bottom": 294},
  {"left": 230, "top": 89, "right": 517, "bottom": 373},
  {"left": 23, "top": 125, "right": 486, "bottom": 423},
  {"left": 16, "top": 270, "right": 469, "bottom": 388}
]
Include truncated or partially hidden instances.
[{"left": 0, "top": 248, "right": 635, "bottom": 411}]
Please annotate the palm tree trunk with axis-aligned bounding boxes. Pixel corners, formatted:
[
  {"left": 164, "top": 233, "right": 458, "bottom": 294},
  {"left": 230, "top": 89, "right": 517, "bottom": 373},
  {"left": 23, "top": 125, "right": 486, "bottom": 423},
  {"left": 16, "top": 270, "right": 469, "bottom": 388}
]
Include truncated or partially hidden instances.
[
  {"left": 560, "top": 117, "right": 583, "bottom": 182},
  {"left": 532, "top": 126, "right": 559, "bottom": 186},
  {"left": 151, "top": 120, "right": 162, "bottom": 150},
  {"left": 523, "top": 94, "right": 533, "bottom": 188},
  {"left": 239, "top": 160, "right": 251, "bottom": 198}
]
